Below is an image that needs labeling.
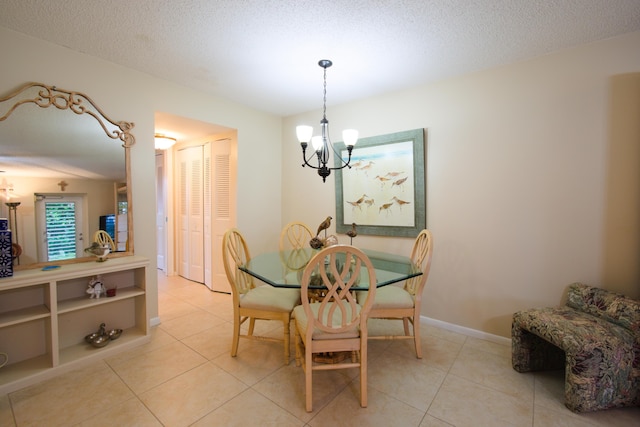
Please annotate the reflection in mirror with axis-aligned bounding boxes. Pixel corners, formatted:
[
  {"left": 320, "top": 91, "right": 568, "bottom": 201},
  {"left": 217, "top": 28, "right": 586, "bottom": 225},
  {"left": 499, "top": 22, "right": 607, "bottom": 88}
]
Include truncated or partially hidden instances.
[{"left": 0, "top": 82, "right": 135, "bottom": 270}]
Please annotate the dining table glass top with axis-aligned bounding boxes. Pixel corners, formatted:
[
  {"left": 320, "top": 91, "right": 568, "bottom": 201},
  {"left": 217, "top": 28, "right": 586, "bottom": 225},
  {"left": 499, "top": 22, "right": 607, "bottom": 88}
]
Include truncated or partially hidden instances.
[{"left": 239, "top": 248, "right": 422, "bottom": 290}]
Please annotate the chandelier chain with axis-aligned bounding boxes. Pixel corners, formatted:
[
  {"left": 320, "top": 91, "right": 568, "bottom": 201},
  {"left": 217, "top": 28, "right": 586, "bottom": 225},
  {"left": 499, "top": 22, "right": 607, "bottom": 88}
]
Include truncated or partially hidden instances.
[{"left": 322, "top": 66, "right": 327, "bottom": 120}]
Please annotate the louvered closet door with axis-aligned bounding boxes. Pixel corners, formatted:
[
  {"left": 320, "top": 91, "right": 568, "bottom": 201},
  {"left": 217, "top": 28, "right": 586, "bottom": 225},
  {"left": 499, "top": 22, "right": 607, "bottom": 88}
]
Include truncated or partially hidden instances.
[
  {"left": 156, "top": 152, "right": 166, "bottom": 272},
  {"left": 206, "top": 139, "right": 232, "bottom": 292},
  {"left": 177, "top": 145, "right": 204, "bottom": 283}
]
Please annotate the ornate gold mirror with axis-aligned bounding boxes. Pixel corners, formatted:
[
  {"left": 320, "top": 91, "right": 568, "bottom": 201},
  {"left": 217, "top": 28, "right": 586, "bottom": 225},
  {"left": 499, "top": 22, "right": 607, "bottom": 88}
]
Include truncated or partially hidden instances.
[{"left": 0, "top": 82, "right": 135, "bottom": 269}]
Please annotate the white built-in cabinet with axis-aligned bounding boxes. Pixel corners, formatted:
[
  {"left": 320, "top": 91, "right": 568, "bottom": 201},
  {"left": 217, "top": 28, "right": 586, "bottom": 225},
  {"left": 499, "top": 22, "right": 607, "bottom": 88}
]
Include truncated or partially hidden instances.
[{"left": 0, "top": 256, "right": 149, "bottom": 394}]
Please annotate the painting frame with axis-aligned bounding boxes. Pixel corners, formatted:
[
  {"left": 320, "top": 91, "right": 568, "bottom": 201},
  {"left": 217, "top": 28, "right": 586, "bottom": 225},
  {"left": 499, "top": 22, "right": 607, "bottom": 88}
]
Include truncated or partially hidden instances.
[{"left": 334, "top": 128, "right": 426, "bottom": 237}]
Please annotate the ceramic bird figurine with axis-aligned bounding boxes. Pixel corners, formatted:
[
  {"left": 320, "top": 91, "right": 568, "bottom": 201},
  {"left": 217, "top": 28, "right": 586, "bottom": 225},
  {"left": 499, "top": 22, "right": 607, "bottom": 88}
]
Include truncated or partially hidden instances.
[
  {"left": 316, "top": 216, "right": 332, "bottom": 238},
  {"left": 346, "top": 223, "right": 357, "bottom": 245},
  {"left": 84, "top": 242, "right": 111, "bottom": 262}
]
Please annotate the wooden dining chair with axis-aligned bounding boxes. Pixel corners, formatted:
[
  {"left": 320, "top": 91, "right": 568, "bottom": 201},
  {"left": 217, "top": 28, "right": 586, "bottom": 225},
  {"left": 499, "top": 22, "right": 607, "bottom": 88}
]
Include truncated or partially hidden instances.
[
  {"left": 293, "top": 244, "right": 377, "bottom": 412},
  {"left": 222, "top": 228, "right": 301, "bottom": 364},
  {"left": 279, "top": 221, "right": 313, "bottom": 251},
  {"left": 279, "top": 222, "right": 314, "bottom": 283},
  {"left": 356, "top": 229, "right": 433, "bottom": 358},
  {"left": 93, "top": 230, "right": 116, "bottom": 251}
]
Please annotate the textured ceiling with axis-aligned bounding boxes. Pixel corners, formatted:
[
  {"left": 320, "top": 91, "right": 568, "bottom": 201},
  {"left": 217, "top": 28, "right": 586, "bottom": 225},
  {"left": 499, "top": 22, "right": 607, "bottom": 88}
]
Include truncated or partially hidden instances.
[{"left": 1, "top": 0, "right": 640, "bottom": 117}]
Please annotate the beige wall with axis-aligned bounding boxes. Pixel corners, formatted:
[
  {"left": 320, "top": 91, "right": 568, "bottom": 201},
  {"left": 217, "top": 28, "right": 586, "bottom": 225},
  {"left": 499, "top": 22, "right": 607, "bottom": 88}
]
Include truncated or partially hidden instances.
[
  {"left": 283, "top": 31, "right": 640, "bottom": 337},
  {"left": 0, "top": 27, "right": 284, "bottom": 323},
  {"left": 2, "top": 24, "right": 639, "bottom": 339}
]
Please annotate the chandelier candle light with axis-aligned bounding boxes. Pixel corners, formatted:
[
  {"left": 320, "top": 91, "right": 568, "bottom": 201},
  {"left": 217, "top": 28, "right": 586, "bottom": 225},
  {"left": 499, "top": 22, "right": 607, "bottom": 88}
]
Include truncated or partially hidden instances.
[{"left": 296, "top": 59, "right": 358, "bottom": 182}]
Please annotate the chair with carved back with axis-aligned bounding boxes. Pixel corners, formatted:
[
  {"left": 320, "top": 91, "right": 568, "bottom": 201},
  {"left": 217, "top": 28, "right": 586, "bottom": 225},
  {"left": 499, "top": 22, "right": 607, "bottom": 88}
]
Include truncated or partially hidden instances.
[
  {"left": 279, "top": 221, "right": 314, "bottom": 251},
  {"left": 93, "top": 230, "right": 116, "bottom": 252},
  {"left": 279, "top": 222, "right": 314, "bottom": 284},
  {"left": 222, "top": 228, "right": 301, "bottom": 364},
  {"left": 293, "top": 244, "right": 377, "bottom": 412},
  {"left": 356, "top": 229, "right": 433, "bottom": 358}
]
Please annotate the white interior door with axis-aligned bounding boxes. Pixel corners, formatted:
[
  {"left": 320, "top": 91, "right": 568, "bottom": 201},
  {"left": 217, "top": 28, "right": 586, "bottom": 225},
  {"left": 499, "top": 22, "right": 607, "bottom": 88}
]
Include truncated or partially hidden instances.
[
  {"left": 177, "top": 146, "right": 204, "bottom": 283},
  {"left": 34, "top": 194, "right": 87, "bottom": 262},
  {"left": 203, "top": 143, "right": 212, "bottom": 289},
  {"left": 205, "top": 139, "right": 234, "bottom": 293},
  {"left": 155, "top": 152, "right": 166, "bottom": 272}
]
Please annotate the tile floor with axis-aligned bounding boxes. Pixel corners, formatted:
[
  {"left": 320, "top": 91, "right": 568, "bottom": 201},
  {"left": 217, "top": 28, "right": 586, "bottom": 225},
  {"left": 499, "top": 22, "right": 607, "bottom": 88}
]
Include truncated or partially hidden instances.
[{"left": 1, "top": 273, "right": 639, "bottom": 426}]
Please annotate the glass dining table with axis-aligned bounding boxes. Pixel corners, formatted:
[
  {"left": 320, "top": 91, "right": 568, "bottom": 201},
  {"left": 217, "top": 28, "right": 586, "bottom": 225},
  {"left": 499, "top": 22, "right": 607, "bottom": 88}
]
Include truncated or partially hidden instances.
[{"left": 239, "top": 247, "right": 422, "bottom": 290}]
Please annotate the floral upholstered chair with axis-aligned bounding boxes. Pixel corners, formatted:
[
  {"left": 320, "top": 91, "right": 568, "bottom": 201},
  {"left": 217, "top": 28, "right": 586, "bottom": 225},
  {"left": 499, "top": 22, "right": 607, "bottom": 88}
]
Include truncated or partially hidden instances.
[{"left": 512, "top": 283, "right": 640, "bottom": 412}]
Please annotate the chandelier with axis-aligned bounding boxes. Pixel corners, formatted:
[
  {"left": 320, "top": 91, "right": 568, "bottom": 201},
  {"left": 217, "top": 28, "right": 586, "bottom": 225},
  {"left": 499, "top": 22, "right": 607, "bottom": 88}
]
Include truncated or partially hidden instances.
[{"left": 296, "top": 59, "right": 358, "bottom": 182}]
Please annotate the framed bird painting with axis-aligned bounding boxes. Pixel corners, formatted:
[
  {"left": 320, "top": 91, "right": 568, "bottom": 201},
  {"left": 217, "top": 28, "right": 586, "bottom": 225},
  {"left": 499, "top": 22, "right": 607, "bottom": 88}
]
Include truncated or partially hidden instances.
[{"left": 334, "top": 128, "right": 426, "bottom": 238}]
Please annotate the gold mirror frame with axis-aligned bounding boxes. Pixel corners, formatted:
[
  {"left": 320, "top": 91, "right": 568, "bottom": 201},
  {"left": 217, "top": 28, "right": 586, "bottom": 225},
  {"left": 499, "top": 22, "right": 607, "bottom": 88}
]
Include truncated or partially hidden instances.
[{"left": 0, "top": 82, "right": 135, "bottom": 269}]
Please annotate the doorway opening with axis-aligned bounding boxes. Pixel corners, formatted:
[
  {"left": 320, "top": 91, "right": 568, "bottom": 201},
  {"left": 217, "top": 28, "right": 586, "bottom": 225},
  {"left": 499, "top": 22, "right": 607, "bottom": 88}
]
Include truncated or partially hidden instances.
[
  {"left": 154, "top": 112, "right": 237, "bottom": 293},
  {"left": 35, "top": 193, "right": 87, "bottom": 262}
]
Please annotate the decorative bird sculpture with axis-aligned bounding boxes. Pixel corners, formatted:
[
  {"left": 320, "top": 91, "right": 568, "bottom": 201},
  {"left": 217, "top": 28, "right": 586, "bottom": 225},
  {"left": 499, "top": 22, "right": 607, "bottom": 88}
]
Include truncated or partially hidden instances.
[
  {"left": 84, "top": 242, "right": 111, "bottom": 262},
  {"left": 346, "top": 223, "right": 358, "bottom": 244},
  {"left": 316, "top": 216, "right": 332, "bottom": 238}
]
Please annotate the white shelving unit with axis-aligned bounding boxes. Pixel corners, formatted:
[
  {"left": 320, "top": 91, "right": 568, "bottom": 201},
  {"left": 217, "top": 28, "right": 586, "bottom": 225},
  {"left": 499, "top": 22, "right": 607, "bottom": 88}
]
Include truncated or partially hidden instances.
[{"left": 0, "top": 256, "right": 150, "bottom": 394}]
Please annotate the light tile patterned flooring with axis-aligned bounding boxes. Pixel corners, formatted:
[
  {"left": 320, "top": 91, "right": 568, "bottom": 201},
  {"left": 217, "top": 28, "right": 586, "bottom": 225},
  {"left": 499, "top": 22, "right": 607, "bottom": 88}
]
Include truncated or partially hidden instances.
[{"left": 1, "top": 273, "right": 639, "bottom": 426}]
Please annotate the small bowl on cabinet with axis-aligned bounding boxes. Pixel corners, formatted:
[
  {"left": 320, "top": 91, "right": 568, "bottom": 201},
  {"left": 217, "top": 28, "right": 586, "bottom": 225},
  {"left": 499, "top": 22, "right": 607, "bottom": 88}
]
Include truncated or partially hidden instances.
[
  {"left": 107, "top": 329, "right": 122, "bottom": 340},
  {"left": 84, "top": 332, "right": 100, "bottom": 344},
  {"left": 90, "top": 335, "right": 111, "bottom": 348}
]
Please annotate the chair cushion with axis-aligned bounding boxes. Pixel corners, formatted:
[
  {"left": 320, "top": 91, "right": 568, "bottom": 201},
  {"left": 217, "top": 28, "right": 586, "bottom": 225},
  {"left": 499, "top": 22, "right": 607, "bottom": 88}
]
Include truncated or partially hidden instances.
[
  {"left": 513, "top": 307, "right": 636, "bottom": 356},
  {"left": 566, "top": 283, "right": 640, "bottom": 335},
  {"left": 357, "top": 285, "right": 414, "bottom": 309},
  {"left": 293, "top": 303, "right": 361, "bottom": 340},
  {"left": 240, "top": 285, "right": 300, "bottom": 312}
]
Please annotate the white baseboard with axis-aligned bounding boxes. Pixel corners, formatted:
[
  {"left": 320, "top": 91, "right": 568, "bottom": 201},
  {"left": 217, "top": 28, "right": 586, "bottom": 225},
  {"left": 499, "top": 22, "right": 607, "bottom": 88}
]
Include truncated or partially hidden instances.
[
  {"left": 422, "top": 316, "right": 511, "bottom": 346},
  {"left": 148, "top": 315, "right": 508, "bottom": 345}
]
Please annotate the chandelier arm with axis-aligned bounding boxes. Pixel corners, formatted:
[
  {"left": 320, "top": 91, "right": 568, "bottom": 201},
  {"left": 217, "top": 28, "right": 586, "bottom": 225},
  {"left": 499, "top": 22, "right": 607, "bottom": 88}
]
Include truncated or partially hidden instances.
[
  {"left": 327, "top": 145, "right": 354, "bottom": 171},
  {"left": 300, "top": 143, "right": 322, "bottom": 170},
  {"left": 326, "top": 137, "right": 353, "bottom": 169}
]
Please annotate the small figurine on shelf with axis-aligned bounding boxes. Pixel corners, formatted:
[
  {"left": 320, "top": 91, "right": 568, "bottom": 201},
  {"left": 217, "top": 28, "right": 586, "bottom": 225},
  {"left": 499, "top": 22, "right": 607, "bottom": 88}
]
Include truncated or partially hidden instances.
[
  {"left": 86, "top": 275, "right": 106, "bottom": 299},
  {"left": 84, "top": 242, "right": 110, "bottom": 262}
]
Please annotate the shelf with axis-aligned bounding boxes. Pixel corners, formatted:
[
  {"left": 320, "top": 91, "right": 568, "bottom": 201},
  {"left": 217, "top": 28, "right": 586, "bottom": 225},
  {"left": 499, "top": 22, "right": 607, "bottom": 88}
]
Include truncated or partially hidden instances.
[
  {"left": 58, "top": 326, "right": 147, "bottom": 365},
  {"left": 0, "top": 256, "right": 149, "bottom": 395},
  {"left": 0, "top": 305, "right": 50, "bottom": 328},
  {"left": 0, "top": 354, "right": 52, "bottom": 388},
  {"left": 1, "top": 256, "right": 148, "bottom": 286},
  {"left": 57, "top": 287, "right": 144, "bottom": 314}
]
